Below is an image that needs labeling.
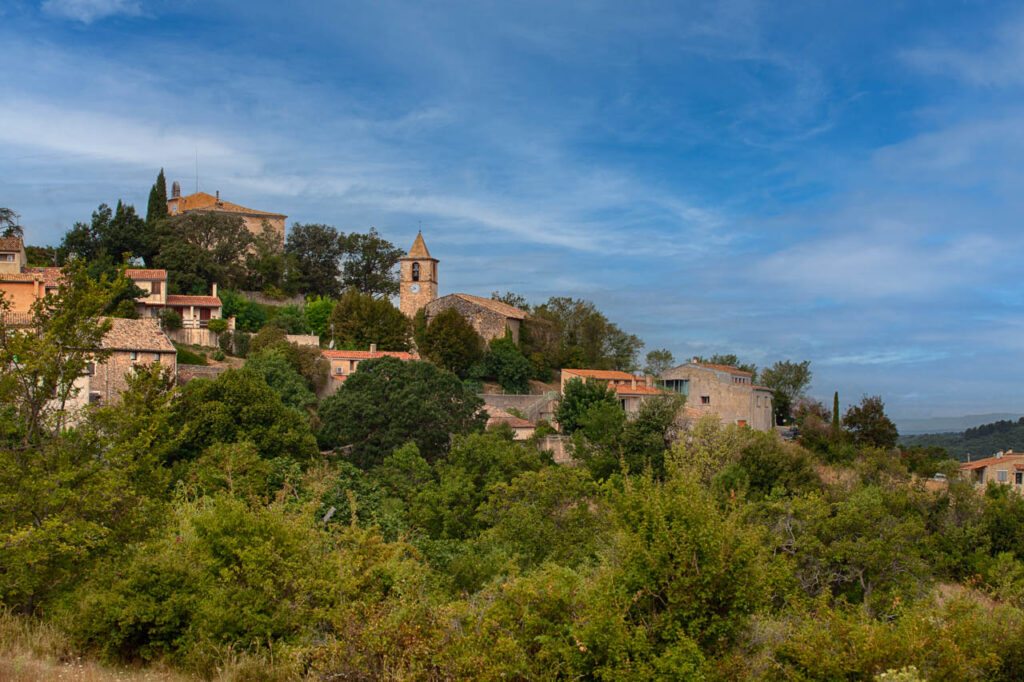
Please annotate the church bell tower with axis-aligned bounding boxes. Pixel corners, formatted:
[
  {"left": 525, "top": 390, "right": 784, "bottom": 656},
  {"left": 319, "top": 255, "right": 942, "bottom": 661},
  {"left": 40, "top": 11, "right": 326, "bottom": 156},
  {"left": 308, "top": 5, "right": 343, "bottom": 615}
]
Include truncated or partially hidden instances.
[{"left": 399, "top": 231, "right": 438, "bottom": 317}]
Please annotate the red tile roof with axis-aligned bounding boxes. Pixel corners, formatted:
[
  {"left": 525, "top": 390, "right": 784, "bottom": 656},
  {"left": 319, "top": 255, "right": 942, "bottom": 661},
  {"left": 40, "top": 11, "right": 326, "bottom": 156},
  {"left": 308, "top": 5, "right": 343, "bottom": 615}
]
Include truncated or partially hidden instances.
[
  {"left": 960, "top": 451, "right": 1024, "bottom": 470},
  {"left": 164, "top": 294, "right": 222, "bottom": 307},
  {"left": 172, "top": 192, "right": 285, "bottom": 217},
  {"left": 487, "top": 408, "right": 535, "bottom": 429},
  {"left": 126, "top": 269, "right": 167, "bottom": 280},
  {"left": 452, "top": 293, "right": 529, "bottom": 320},
  {"left": 691, "top": 361, "right": 752, "bottom": 377},
  {"left": 100, "top": 318, "right": 176, "bottom": 353},
  {"left": 322, "top": 349, "right": 415, "bottom": 361},
  {"left": 21, "top": 267, "right": 63, "bottom": 285},
  {"left": 405, "top": 232, "right": 433, "bottom": 259},
  {"left": 0, "top": 236, "right": 23, "bottom": 251},
  {"left": 563, "top": 368, "right": 641, "bottom": 381}
]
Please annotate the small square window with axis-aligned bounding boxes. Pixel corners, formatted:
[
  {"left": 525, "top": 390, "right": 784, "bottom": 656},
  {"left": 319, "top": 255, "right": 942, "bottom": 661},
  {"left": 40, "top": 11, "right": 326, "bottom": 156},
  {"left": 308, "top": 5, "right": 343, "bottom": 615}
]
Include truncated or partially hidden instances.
[
  {"left": 1015, "top": 472, "right": 1022, "bottom": 485},
  {"left": 129, "top": 351, "right": 138, "bottom": 361},
  {"left": 701, "top": 396, "right": 710, "bottom": 404},
  {"left": 998, "top": 470, "right": 1008, "bottom": 483},
  {"left": 153, "top": 353, "right": 160, "bottom": 362}
]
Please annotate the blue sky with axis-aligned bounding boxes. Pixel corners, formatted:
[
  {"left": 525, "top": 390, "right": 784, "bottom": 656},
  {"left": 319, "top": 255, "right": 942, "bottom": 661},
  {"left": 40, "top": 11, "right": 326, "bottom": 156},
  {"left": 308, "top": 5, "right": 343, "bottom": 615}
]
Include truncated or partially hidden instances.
[{"left": 2, "top": 0, "right": 1023, "bottom": 424}]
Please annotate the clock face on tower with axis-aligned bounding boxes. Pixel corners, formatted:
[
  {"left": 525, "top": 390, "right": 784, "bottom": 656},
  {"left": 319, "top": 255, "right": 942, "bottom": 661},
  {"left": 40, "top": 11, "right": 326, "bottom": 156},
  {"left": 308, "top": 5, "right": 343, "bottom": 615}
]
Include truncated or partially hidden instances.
[{"left": 410, "top": 284, "right": 420, "bottom": 293}]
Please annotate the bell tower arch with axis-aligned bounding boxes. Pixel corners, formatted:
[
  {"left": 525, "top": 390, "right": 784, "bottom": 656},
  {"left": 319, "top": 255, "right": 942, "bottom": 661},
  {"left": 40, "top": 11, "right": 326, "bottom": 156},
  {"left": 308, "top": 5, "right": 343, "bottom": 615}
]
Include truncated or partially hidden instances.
[{"left": 399, "top": 231, "right": 438, "bottom": 317}]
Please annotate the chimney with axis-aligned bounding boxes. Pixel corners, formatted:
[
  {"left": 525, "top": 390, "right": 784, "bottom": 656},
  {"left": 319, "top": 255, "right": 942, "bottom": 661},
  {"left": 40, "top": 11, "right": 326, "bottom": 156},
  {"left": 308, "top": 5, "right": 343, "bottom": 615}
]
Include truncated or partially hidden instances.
[
  {"left": 216, "top": 190, "right": 219, "bottom": 200},
  {"left": 370, "top": 343, "right": 377, "bottom": 353},
  {"left": 631, "top": 377, "right": 637, "bottom": 389},
  {"left": 212, "top": 282, "right": 218, "bottom": 298}
]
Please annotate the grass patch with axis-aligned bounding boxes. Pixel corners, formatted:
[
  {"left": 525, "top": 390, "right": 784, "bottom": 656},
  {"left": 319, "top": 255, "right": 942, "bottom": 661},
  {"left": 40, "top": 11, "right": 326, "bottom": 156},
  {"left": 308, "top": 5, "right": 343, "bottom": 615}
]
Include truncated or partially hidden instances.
[{"left": 173, "top": 344, "right": 208, "bottom": 366}]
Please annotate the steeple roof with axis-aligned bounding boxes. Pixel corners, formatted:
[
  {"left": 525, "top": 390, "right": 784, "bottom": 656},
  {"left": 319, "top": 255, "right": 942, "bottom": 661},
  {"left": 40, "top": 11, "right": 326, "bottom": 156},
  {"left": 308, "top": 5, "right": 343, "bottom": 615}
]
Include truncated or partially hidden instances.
[{"left": 406, "top": 232, "right": 432, "bottom": 259}]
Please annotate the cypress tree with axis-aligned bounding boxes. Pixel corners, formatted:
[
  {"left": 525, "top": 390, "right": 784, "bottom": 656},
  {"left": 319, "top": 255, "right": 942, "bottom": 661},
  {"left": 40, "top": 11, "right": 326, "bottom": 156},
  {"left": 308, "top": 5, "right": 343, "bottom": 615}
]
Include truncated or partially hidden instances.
[
  {"left": 146, "top": 168, "right": 168, "bottom": 225},
  {"left": 832, "top": 391, "right": 840, "bottom": 431}
]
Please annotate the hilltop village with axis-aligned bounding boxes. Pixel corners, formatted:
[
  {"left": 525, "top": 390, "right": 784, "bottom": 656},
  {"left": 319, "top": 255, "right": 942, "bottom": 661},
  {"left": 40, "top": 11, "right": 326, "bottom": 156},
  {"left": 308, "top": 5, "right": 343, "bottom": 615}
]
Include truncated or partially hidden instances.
[{"left": 4, "top": 174, "right": 1024, "bottom": 680}]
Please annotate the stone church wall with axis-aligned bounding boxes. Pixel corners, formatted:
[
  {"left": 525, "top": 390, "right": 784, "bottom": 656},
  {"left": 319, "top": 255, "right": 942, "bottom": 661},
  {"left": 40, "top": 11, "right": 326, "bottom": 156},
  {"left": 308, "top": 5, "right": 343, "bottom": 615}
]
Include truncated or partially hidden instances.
[{"left": 426, "top": 295, "right": 521, "bottom": 344}]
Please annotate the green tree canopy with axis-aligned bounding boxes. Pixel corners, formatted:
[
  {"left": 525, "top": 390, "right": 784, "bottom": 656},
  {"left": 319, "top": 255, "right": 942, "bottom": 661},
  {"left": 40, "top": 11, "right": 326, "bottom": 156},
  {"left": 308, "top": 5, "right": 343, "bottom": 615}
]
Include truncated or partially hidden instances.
[
  {"left": 245, "top": 348, "right": 317, "bottom": 410},
  {"left": 328, "top": 287, "right": 410, "bottom": 351},
  {"left": 419, "top": 307, "right": 484, "bottom": 378},
  {"left": 0, "top": 207, "right": 23, "bottom": 239},
  {"left": 643, "top": 348, "right": 675, "bottom": 377},
  {"left": 340, "top": 228, "right": 404, "bottom": 298},
  {"left": 171, "top": 367, "right": 317, "bottom": 464},
  {"left": 153, "top": 212, "right": 254, "bottom": 294},
  {"left": 145, "top": 168, "right": 168, "bottom": 228},
  {"left": 555, "top": 376, "right": 619, "bottom": 435},
  {"left": 760, "top": 359, "right": 812, "bottom": 425},
  {"left": 285, "top": 223, "right": 345, "bottom": 297},
  {"left": 484, "top": 332, "right": 532, "bottom": 394},
  {"left": 317, "top": 356, "right": 486, "bottom": 468},
  {"left": 843, "top": 395, "right": 899, "bottom": 449}
]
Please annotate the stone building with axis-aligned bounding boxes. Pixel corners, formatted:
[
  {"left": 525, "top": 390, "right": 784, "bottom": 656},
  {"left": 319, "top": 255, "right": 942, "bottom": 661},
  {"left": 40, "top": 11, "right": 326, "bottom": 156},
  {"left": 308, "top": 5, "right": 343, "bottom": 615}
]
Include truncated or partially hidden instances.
[
  {"left": 0, "top": 237, "right": 61, "bottom": 314},
  {"left": 320, "top": 344, "right": 416, "bottom": 396},
  {"left": 166, "top": 182, "right": 286, "bottom": 249},
  {"left": 397, "top": 232, "right": 530, "bottom": 344},
  {"left": 88, "top": 318, "right": 177, "bottom": 405},
  {"left": 960, "top": 450, "right": 1024, "bottom": 491},
  {"left": 560, "top": 368, "right": 663, "bottom": 416},
  {"left": 126, "top": 269, "right": 225, "bottom": 330},
  {"left": 658, "top": 359, "right": 774, "bottom": 431},
  {"left": 486, "top": 408, "right": 536, "bottom": 440}
]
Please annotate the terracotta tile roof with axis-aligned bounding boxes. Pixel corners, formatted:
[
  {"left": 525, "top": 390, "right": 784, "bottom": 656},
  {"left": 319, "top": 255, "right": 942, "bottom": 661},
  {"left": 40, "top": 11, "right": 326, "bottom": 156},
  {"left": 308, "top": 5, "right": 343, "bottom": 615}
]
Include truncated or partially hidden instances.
[
  {"left": 487, "top": 408, "right": 535, "bottom": 429},
  {"left": 100, "top": 318, "right": 176, "bottom": 353},
  {"left": 691, "top": 361, "right": 752, "bottom": 377},
  {"left": 960, "top": 451, "right": 1024, "bottom": 470},
  {"left": 563, "top": 368, "right": 641, "bottom": 382},
  {"left": 164, "top": 294, "right": 222, "bottom": 307},
  {"left": 0, "top": 236, "right": 23, "bottom": 251},
  {"left": 322, "top": 349, "right": 415, "bottom": 361},
  {"left": 173, "top": 191, "right": 285, "bottom": 217},
  {"left": 19, "top": 267, "right": 63, "bottom": 285},
  {"left": 452, "top": 293, "right": 529, "bottom": 320},
  {"left": 405, "top": 232, "right": 433, "bottom": 259},
  {"left": 126, "top": 269, "right": 167, "bottom": 280}
]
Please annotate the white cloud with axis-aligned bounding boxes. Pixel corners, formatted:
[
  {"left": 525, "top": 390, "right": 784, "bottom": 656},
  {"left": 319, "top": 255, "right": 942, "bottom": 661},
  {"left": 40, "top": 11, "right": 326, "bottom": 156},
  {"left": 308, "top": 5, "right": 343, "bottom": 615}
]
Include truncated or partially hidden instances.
[
  {"left": 900, "top": 14, "right": 1024, "bottom": 87},
  {"left": 42, "top": 0, "right": 141, "bottom": 23}
]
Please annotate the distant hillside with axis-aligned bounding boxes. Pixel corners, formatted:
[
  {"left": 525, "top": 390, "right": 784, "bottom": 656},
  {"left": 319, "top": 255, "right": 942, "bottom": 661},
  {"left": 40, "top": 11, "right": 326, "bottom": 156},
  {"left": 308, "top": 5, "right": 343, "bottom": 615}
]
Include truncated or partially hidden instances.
[
  {"left": 896, "top": 413, "right": 1021, "bottom": 435},
  {"left": 901, "top": 416, "right": 1024, "bottom": 460}
]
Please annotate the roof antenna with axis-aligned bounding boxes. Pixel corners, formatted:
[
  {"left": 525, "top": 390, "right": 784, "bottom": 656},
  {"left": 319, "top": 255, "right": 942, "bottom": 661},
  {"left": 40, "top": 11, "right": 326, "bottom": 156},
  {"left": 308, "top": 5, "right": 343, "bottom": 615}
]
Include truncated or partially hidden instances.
[
  {"left": 195, "top": 148, "right": 199, "bottom": 193},
  {"left": 418, "top": 219, "right": 422, "bottom": 233}
]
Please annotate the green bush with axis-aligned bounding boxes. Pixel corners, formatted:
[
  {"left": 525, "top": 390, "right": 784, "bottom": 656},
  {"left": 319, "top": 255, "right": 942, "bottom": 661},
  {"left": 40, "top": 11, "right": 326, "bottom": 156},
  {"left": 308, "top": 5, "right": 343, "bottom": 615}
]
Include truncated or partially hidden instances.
[
  {"left": 217, "top": 331, "right": 232, "bottom": 355},
  {"left": 158, "top": 308, "right": 182, "bottom": 331},
  {"left": 232, "top": 330, "right": 251, "bottom": 358},
  {"left": 207, "top": 318, "right": 228, "bottom": 334}
]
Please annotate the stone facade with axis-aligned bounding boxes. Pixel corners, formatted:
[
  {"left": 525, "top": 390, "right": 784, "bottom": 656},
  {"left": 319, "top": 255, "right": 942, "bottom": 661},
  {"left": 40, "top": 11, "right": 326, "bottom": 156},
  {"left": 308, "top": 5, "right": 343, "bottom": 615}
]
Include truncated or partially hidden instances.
[
  {"left": 960, "top": 450, "right": 1024, "bottom": 492},
  {"left": 320, "top": 346, "right": 416, "bottom": 397},
  {"left": 560, "top": 369, "right": 663, "bottom": 417},
  {"left": 90, "top": 318, "right": 177, "bottom": 405},
  {"left": 0, "top": 238, "right": 61, "bottom": 313},
  {"left": 398, "top": 232, "right": 439, "bottom": 317},
  {"left": 425, "top": 293, "right": 525, "bottom": 344},
  {"left": 166, "top": 185, "right": 286, "bottom": 249},
  {"left": 658, "top": 360, "right": 774, "bottom": 432}
]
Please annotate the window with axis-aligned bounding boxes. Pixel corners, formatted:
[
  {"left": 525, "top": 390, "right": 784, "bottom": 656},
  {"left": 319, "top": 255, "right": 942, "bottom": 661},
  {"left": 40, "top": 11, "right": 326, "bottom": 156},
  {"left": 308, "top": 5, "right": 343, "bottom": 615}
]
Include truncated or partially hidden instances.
[
  {"left": 1016, "top": 472, "right": 1022, "bottom": 485},
  {"left": 412, "top": 262, "right": 420, "bottom": 281},
  {"left": 153, "top": 353, "right": 160, "bottom": 362},
  {"left": 0, "top": 253, "right": 13, "bottom": 262},
  {"left": 334, "top": 366, "right": 344, "bottom": 375},
  {"left": 350, "top": 360, "right": 356, "bottom": 371},
  {"left": 701, "top": 395, "right": 711, "bottom": 405},
  {"left": 756, "top": 396, "right": 761, "bottom": 407},
  {"left": 152, "top": 281, "right": 162, "bottom": 295},
  {"left": 659, "top": 379, "right": 689, "bottom": 395},
  {"left": 129, "top": 351, "right": 138, "bottom": 361},
  {"left": 998, "top": 470, "right": 1008, "bottom": 483},
  {"left": 85, "top": 362, "right": 95, "bottom": 376}
]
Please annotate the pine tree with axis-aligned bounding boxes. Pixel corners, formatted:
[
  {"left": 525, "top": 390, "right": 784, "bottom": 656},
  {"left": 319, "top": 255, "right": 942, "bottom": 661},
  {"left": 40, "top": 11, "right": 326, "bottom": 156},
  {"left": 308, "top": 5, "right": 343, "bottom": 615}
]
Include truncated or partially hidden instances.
[
  {"left": 832, "top": 391, "right": 840, "bottom": 431},
  {"left": 146, "top": 169, "right": 168, "bottom": 225}
]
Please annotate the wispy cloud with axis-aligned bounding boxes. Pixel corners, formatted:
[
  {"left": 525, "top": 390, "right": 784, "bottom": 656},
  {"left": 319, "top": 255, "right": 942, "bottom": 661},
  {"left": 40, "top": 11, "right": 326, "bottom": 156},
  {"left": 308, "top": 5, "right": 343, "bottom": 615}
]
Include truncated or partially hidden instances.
[
  {"left": 901, "top": 14, "right": 1024, "bottom": 87},
  {"left": 41, "top": 0, "right": 141, "bottom": 23}
]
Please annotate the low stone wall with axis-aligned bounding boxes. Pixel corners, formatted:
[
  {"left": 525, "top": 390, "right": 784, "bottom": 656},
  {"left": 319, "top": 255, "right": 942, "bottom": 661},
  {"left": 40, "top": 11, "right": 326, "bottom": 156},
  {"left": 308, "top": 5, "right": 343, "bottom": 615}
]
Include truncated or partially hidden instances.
[
  {"left": 537, "top": 435, "right": 575, "bottom": 465},
  {"left": 177, "top": 364, "right": 226, "bottom": 385},
  {"left": 241, "top": 291, "right": 305, "bottom": 307},
  {"left": 480, "top": 392, "right": 559, "bottom": 424},
  {"left": 285, "top": 334, "right": 320, "bottom": 347},
  {"left": 168, "top": 327, "right": 221, "bottom": 348}
]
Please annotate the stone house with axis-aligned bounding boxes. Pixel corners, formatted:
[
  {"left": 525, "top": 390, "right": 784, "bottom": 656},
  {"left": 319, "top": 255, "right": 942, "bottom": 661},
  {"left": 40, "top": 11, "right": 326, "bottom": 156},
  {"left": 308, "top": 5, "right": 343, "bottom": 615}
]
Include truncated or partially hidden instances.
[
  {"left": 397, "top": 233, "right": 530, "bottom": 344},
  {"left": 88, "top": 318, "right": 177, "bottom": 405},
  {"left": 658, "top": 359, "right": 774, "bottom": 432},
  {"left": 960, "top": 450, "right": 1024, "bottom": 491},
  {"left": 560, "top": 368, "right": 663, "bottom": 416},
  {"left": 166, "top": 182, "right": 286, "bottom": 249},
  {"left": 320, "top": 344, "right": 416, "bottom": 396},
  {"left": 486, "top": 408, "right": 536, "bottom": 440},
  {"left": 0, "top": 237, "right": 61, "bottom": 314},
  {"left": 126, "top": 270, "right": 226, "bottom": 330}
]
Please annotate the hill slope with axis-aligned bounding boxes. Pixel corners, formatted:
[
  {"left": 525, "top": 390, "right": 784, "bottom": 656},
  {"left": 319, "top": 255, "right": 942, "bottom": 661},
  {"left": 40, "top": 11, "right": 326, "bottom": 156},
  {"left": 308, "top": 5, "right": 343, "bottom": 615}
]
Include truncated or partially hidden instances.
[{"left": 901, "top": 417, "right": 1024, "bottom": 460}]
